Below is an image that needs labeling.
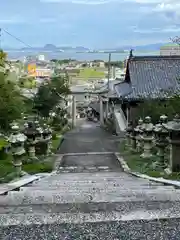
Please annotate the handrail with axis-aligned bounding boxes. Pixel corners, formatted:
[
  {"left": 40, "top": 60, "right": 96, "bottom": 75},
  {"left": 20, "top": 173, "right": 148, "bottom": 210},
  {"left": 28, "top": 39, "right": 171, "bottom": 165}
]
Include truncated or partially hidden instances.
[{"left": 113, "top": 106, "right": 127, "bottom": 132}]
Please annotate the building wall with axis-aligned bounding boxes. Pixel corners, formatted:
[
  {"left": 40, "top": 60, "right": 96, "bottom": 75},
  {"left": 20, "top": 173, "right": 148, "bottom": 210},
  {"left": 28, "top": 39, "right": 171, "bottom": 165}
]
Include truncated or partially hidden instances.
[
  {"left": 160, "top": 46, "right": 180, "bottom": 56},
  {"left": 129, "top": 106, "right": 139, "bottom": 126},
  {"left": 121, "top": 103, "right": 139, "bottom": 126}
]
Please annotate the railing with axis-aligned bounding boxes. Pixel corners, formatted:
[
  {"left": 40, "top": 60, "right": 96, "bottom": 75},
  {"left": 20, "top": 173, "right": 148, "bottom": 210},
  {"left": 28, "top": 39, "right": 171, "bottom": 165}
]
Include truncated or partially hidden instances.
[{"left": 112, "top": 104, "right": 127, "bottom": 133}]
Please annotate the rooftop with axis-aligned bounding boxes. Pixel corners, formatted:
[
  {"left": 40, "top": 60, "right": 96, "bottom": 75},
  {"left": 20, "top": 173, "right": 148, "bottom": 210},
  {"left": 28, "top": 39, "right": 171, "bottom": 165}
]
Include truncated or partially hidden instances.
[{"left": 115, "top": 55, "right": 180, "bottom": 100}]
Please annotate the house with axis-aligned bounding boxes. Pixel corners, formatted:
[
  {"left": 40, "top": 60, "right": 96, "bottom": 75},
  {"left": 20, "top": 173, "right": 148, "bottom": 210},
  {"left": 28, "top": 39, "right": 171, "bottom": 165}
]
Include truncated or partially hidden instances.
[
  {"left": 114, "top": 54, "right": 180, "bottom": 124},
  {"left": 160, "top": 43, "right": 180, "bottom": 56}
]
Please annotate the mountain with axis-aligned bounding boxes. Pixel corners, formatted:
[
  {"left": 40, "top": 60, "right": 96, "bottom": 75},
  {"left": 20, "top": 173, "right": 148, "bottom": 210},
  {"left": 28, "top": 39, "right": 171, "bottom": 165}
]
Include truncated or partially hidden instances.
[
  {"left": 44, "top": 44, "right": 57, "bottom": 50},
  {"left": 18, "top": 45, "right": 89, "bottom": 51},
  {"left": 96, "top": 43, "right": 167, "bottom": 52},
  {"left": 3, "top": 43, "right": 167, "bottom": 52},
  {"left": 122, "top": 43, "right": 169, "bottom": 51}
]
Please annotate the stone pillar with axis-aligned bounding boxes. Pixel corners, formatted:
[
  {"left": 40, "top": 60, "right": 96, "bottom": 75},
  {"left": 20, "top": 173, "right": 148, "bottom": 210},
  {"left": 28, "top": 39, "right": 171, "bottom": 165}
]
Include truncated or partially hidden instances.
[
  {"left": 126, "top": 106, "right": 129, "bottom": 125},
  {"left": 125, "top": 121, "right": 133, "bottom": 148},
  {"left": 99, "top": 96, "right": 104, "bottom": 125},
  {"left": 163, "top": 115, "right": 180, "bottom": 172},
  {"left": 105, "top": 99, "right": 109, "bottom": 120},
  {"left": 140, "top": 116, "right": 154, "bottom": 159},
  {"left": 154, "top": 115, "right": 168, "bottom": 167},
  {"left": 134, "top": 118, "right": 143, "bottom": 153},
  {"left": 23, "top": 121, "right": 38, "bottom": 162},
  {"left": 72, "top": 95, "right": 76, "bottom": 127},
  {"left": 8, "top": 123, "right": 27, "bottom": 176}
]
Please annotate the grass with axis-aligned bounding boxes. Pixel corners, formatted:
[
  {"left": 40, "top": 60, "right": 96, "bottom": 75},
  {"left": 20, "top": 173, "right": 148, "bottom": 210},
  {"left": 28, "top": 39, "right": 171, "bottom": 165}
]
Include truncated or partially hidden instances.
[
  {"left": 78, "top": 68, "right": 105, "bottom": 80},
  {"left": 120, "top": 140, "right": 180, "bottom": 181},
  {"left": 0, "top": 155, "right": 14, "bottom": 179},
  {"left": 0, "top": 126, "right": 68, "bottom": 183},
  {"left": 22, "top": 161, "right": 53, "bottom": 175}
]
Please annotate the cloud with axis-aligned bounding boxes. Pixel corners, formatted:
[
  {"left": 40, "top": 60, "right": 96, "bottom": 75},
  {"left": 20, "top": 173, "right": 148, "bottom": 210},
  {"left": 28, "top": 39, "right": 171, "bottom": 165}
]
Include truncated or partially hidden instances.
[
  {"left": 0, "top": 16, "right": 23, "bottom": 24},
  {"left": 124, "top": 0, "right": 177, "bottom": 3},
  {"left": 133, "top": 25, "right": 180, "bottom": 33},
  {"left": 40, "top": 0, "right": 117, "bottom": 4},
  {"left": 154, "top": 2, "right": 180, "bottom": 12}
]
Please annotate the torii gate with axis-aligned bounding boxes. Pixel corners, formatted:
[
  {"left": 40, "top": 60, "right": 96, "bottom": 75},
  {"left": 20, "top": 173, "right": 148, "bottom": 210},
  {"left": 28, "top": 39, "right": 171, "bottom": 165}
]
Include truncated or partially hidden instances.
[{"left": 70, "top": 86, "right": 109, "bottom": 128}]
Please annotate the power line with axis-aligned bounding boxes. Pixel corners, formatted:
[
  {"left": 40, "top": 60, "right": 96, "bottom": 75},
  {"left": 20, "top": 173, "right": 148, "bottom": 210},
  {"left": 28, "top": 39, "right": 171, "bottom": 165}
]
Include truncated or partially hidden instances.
[
  {"left": 1, "top": 29, "right": 128, "bottom": 55},
  {"left": 2, "top": 28, "right": 32, "bottom": 49}
]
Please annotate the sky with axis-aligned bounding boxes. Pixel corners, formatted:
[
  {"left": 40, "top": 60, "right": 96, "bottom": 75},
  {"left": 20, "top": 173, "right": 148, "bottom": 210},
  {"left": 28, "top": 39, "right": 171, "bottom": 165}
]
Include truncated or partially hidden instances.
[{"left": 1, "top": 0, "right": 180, "bottom": 48}]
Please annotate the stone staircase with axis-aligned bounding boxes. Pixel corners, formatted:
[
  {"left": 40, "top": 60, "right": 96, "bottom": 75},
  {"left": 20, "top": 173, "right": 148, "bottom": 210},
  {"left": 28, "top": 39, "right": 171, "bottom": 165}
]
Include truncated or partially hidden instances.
[{"left": 1, "top": 163, "right": 180, "bottom": 239}]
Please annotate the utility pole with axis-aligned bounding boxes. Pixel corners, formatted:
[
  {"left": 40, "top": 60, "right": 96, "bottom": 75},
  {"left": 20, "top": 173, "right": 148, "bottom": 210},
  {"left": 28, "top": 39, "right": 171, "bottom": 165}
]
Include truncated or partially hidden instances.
[{"left": 107, "top": 53, "right": 111, "bottom": 91}]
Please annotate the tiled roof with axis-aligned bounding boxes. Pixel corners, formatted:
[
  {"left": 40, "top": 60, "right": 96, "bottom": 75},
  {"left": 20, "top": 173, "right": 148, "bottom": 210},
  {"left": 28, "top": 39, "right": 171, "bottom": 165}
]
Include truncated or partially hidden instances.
[
  {"left": 115, "top": 55, "right": 180, "bottom": 100},
  {"left": 99, "top": 79, "right": 121, "bottom": 98},
  {"left": 115, "top": 82, "right": 133, "bottom": 98}
]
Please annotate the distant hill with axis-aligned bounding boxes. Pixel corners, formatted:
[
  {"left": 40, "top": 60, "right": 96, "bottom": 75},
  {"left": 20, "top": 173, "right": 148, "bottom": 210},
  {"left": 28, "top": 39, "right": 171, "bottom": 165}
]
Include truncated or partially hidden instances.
[
  {"left": 44, "top": 44, "right": 57, "bottom": 50},
  {"left": 122, "top": 43, "right": 169, "bottom": 51},
  {"left": 96, "top": 43, "right": 167, "bottom": 52},
  {"left": 3, "top": 43, "right": 168, "bottom": 52},
  {"left": 18, "top": 45, "right": 89, "bottom": 52}
]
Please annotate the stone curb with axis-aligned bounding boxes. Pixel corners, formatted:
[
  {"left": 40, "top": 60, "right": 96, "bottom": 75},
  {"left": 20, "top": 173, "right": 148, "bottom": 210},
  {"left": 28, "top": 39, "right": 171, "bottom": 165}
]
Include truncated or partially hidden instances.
[
  {"left": 53, "top": 154, "right": 64, "bottom": 171},
  {"left": 114, "top": 153, "right": 180, "bottom": 189},
  {"left": 0, "top": 175, "right": 42, "bottom": 195}
]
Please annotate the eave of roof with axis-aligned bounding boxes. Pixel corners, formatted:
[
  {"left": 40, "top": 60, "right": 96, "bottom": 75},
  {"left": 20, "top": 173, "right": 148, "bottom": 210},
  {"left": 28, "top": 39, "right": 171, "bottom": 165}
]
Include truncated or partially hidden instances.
[{"left": 115, "top": 55, "right": 180, "bottom": 100}]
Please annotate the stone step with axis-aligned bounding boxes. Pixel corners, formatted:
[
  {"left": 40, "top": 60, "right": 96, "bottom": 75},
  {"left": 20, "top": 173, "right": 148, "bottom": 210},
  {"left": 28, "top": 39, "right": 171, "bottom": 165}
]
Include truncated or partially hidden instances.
[
  {"left": 20, "top": 185, "right": 174, "bottom": 192},
  {"left": 57, "top": 166, "right": 112, "bottom": 173},
  {"left": 58, "top": 166, "right": 111, "bottom": 171},
  {"left": 44, "top": 173, "right": 154, "bottom": 182},
  {"left": 32, "top": 177, "right": 163, "bottom": 187},
  {"left": 2, "top": 189, "right": 180, "bottom": 205},
  {"left": 42, "top": 172, "right": 128, "bottom": 178},
  {"left": 2, "top": 216, "right": 180, "bottom": 240},
  {"left": 32, "top": 173, "right": 157, "bottom": 182},
  {"left": 1, "top": 208, "right": 180, "bottom": 227},
  {"left": 31, "top": 176, "right": 163, "bottom": 186},
  {"left": 0, "top": 199, "right": 178, "bottom": 214},
  {"left": 31, "top": 181, "right": 162, "bottom": 189}
]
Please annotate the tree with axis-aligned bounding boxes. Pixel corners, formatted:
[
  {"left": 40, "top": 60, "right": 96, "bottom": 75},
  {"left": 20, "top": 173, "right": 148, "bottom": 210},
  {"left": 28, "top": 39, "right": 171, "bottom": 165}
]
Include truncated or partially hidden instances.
[
  {"left": 33, "top": 75, "right": 70, "bottom": 117},
  {"left": 104, "top": 61, "right": 123, "bottom": 68},
  {"left": 171, "top": 36, "right": 180, "bottom": 45},
  {"left": 0, "top": 50, "right": 7, "bottom": 67},
  {"left": 0, "top": 72, "right": 26, "bottom": 131},
  {"left": 134, "top": 92, "right": 180, "bottom": 124},
  {"left": 19, "top": 76, "right": 37, "bottom": 89}
]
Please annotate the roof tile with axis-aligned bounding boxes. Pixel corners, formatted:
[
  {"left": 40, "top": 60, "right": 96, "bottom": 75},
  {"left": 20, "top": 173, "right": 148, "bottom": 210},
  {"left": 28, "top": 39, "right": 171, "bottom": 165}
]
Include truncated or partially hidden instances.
[{"left": 115, "top": 56, "right": 180, "bottom": 99}]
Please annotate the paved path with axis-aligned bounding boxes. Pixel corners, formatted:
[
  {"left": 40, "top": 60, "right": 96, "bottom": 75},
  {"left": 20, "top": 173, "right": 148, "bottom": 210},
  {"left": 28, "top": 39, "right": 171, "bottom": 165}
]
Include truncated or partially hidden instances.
[
  {"left": 58, "top": 121, "right": 121, "bottom": 154},
  {"left": 1, "top": 120, "right": 180, "bottom": 239}
]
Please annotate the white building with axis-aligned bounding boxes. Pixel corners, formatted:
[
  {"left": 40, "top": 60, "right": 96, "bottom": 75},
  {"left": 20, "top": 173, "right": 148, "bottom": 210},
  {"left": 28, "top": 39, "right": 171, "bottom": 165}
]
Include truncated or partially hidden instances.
[
  {"left": 38, "top": 55, "right": 45, "bottom": 61},
  {"left": 160, "top": 44, "right": 180, "bottom": 56}
]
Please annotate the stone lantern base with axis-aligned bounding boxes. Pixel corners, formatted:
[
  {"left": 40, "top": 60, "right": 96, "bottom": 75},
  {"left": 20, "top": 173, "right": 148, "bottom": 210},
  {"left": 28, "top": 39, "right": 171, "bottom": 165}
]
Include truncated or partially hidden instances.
[
  {"left": 28, "top": 145, "right": 39, "bottom": 162},
  {"left": 140, "top": 138, "right": 153, "bottom": 159},
  {"left": 13, "top": 154, "right": 27, "bottom": 177}
]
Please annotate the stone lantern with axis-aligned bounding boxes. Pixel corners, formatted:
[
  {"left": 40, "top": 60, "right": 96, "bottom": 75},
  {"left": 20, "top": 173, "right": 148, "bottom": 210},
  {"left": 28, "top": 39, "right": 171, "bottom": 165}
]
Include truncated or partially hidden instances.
[
  {"left": 8, "top": 123, "right": 27, "bottom": 176},
  {"left": 125, "top": 121, "right": 133, "bottom": 148},
  {"left": 24, "top": 122, "right": 28, "bottom": 129},
  {"left": 23, "top": 121, "right": 38, "bottom": 162},
  {"left": 34, "top": 120, "right": 43, "bottom": 142},
  {"left": 140, "top": 116, "right": 154, "bottom": 158},
  {"left": 49, "top": 111, "right": 56, "bottom": 118},
  {"left": 34, "top": 120, "right": 45, "bottom": 155},
  {"left": 134, "top": 118, "right": 144, "bottom": 152},
  {"left": 163, "top": 114, "right": 180, "bottom": 172},
  {"left": 154, "top": 115, "right": 169, "bottom": 167},
  {"left": 42, "top": 124, "right": 53, "bottom": 155}
]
